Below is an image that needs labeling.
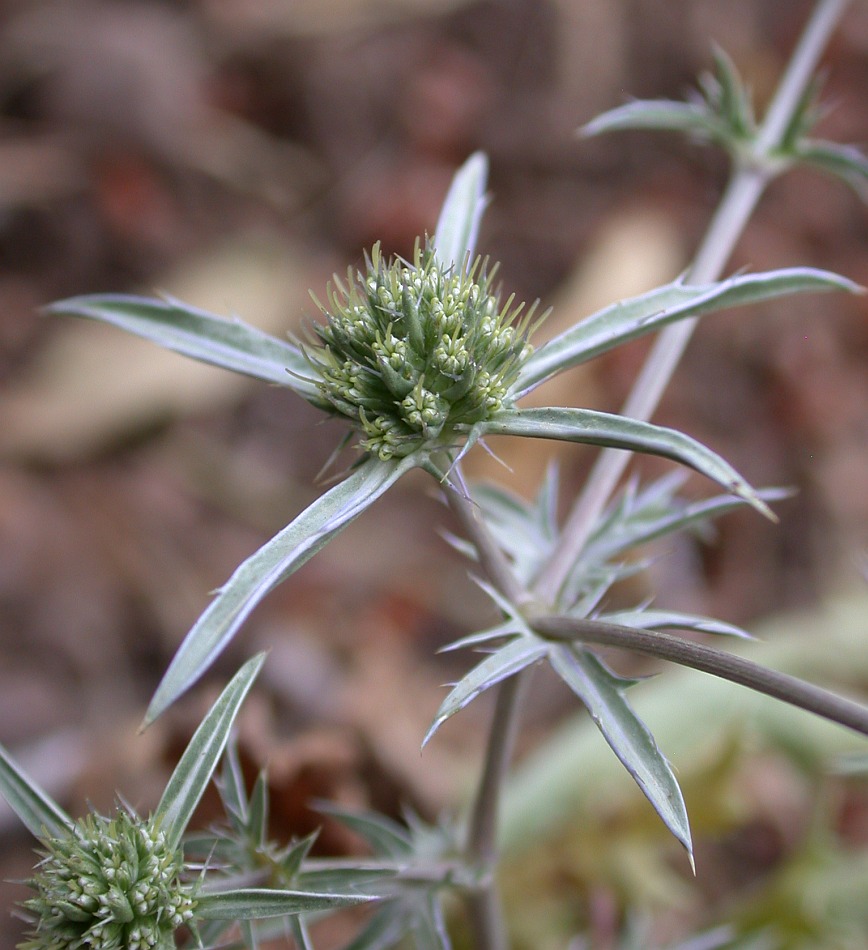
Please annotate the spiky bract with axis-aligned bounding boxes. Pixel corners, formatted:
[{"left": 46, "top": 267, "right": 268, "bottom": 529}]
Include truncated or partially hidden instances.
[
  {"left": 306, "top": 242, "right": 537, "bottom": 460},
  {"left": 20, "top": 809, "right": 195, "bottom": 950}
]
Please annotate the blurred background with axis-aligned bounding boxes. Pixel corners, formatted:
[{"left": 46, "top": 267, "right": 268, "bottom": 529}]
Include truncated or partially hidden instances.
[{"left": 0, "top": 0, "right": 867, "bottom": 946}]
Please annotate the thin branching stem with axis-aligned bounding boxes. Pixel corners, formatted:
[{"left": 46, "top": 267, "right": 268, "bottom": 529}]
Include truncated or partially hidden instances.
[
  {"left": 441, "top": 462, "right": 530, "bottom": 950},
  {"left": 443, "top": 465, "right": 530, "bottom": 608},
  {"left": 531, "top": 615, "right": 868, "bottom": 738},
  {"left": 464, "top": 672, "right": 529, "bottom": 950},
  {"left": 534, "top": 0, "right": 851, "bottom": 606},
  {"left": 453, "top": 3, "right": 852, "bottom": 947}
]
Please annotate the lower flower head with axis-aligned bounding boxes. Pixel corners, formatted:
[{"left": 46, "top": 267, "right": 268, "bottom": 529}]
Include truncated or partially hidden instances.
[
  {"left": 19, "top": 809, "right": 195, "bottom": 950},
  {"left": 305, "top": 242, "right": 539, "bottom": 460}
]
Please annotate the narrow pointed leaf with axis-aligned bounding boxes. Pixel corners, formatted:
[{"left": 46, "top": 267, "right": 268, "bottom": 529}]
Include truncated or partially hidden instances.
[
  {"left": 792, "top": 139, "right": 868, "bottom": 194},
  {"left": 194, "top": 917, "right": 235, "bottom": 947},
  {"left": 707, "top": 47, "right": 755, "bottom": 139},
  {"left": 514, "top": 268, "right": 861, "bottom": 395},
  {"left": 424, "top": 637, "right": 547, "bottom": 746},
  {"left": 146, "top": 454, "right": 417, "bottom": 724},
  {"left": 241, "top": 918, "right": 260, "bottom": 950},
  {"left": 195, "top": 887, "right": 373, "bottom": 920},
  {"left": 549, "top": 644, "right": 692, "bottom": 861},
  {"left": 288, "top": 917, "right": 314, "bottom": 950},
  {"left": 313, "top": 802, "right": 412, "bottom": 858},
  {"left": 411, "top": 893, "right": 451, "bottom": 950},
  {"left": 45, "top": 294, "right": 322, "bottom": 401},
  {"left": 598, "top": 608, "right": 752, "bottom": 639},
  {"left": 154, "top": 653, "right": 265, "bottom": 850},
  {"left": 0, "top": 743, "right": 74, "bottom": 840},
  {"left": 471, "top": 481, "right": 556, "bottom": 566},
  {"left": 249, "top": 770, "right": 269, "bottom": 847},
  {"left": 440, "top": 620, "right": 522, "bottom": 653},
  {"left": 584, "top": 486, "right": 792, "bottom": 565},
  {"left": 298, "top": 864, "right": 396, "bottom": 894},
  {"left": 581, "top": 100, "right": 716, "bottom": 139},
  {"left": 340, "top": 905, "right": 409, "bottom": 950},
  {"left": 217, "top": 741, "right": 249, "bottom": 829},
  {"left": 281, "top": 831, "right": 318, "bottom": 880},
  {"left": 433, "top": 152, "right": 488, "bottom": 272},
  {"left": 477, "top": 407, "right": 772, "bottom": 518}
]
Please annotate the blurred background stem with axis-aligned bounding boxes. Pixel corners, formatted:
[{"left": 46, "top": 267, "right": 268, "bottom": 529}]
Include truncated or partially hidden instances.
[{"left": 535, "top": 0, "right": 851, "bottom": 607}]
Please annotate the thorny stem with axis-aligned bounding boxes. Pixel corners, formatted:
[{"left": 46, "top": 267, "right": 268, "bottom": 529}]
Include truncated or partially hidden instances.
[
  {"left": 532, "top": 616, "right": 868, "bottom": 738},
  {"left": 534, "top": 0, "right": 851, "bottom": 606}
]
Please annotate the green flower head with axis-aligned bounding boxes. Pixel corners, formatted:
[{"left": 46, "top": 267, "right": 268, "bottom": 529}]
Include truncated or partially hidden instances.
[
  {"left": 305, "top": 241, "right": 539, "bottom": 460},
  {"left": 20, "top": 809, "right": 195, "bottom": 950}
]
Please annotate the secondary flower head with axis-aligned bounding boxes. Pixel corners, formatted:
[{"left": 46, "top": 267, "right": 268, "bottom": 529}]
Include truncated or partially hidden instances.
[
  {"left": 20, "top": 808, "right": 195, "bottom": 950},
  {"left": 305, "top": 241, "right": 538, "bottom": 460}
]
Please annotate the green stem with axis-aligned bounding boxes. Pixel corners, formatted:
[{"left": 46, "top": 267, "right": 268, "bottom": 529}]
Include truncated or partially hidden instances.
[
  {"left": 531, "top": 616, "right": 868, "bottom": 738},
  {"left": 464, "top": 672, "right": 529, "bottom": 950},
  {"left": 534, "top": 0, "right": 850, "bottom": 606},
  {"left": 444, "top": 466, "right": 530, "bottom": 608},
  {"left": 441, "top": 463, "right": 530, "bottom": 950}
]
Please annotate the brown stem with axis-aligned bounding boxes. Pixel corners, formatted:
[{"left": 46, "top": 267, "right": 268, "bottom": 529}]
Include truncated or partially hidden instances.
[{"left": 531, "top": 615, "right": 868, "bottom": 738}]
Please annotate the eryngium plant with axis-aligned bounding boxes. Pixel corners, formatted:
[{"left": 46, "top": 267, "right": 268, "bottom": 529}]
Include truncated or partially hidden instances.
[
  {"left": 20, "top": 810, "right": 194, "bottom": 950},
  {"left": 44, "top": 148, "right": 857, "bottom": 733},
  {"left": 7, "top": 2, "right": 868, "bottom": 946},
  {"left": 0, "top": 656, "right": 373, "bottom": 949},
  {"left": 306, "top": 242, "right": 538, "bottom": 460}
]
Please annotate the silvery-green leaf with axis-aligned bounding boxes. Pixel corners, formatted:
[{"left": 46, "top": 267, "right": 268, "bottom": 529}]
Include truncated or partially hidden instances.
[
  {"left": 194, "top": 918, "right": 235, "bottom": 948},
  {"left": 195, "top": 887, "right": 373, "bottom": 920},
  {"left": 582, "top": 99, "right": 717, "bottom": 140},
  {"left": 45, "top": 294, "right": 322, "bottom": 401},
  {"left": 440, "top": 620, "right": 522, "bottom": 653},
  {"left": 340, "top": 906, "right": 416, "bottom": 950},
  {"left": 154, "top": 653, "right": 264, "bottom": 850},
  {"left": 342, "top": 889, "right": 450, "bottom": 950},
  {"left": 469, "top": 470, "right": 559, "bottom": 581},
  {"left": 476, "top": 407, "right": 773, "bottom": 519},
  {"left": 584, "top": 485, "right": 792, "bottom": 566},
  {"left": 835, "top": 753, "right": 868, "bottom": 776},
  {"left": 514, "top": 268, "right": 861, "bottom": 396},
  {"left": 288, "top": 917, "right": 313, "bottom": 950},
  {"left": 314, "top": 802, "right": 412, "bottom": 858},
  {"left": 298, "top": 864, "right": 396, "bottom": 896},
  {"left": 146, "top": 454, "right": 418, "bottom": 725},
  {"left": 248, "top": 770, "right": 269, "bottom": 848},
  {"left": 433, "top": 152, "right": 489, "bottom": 272},
  {"left": 703, "top": 46, "right": 755, "bottom": 139},
  {"left": 791, "top": 139, "right": 868, "bottom": 195},
  {"left": 583, "top": 48, "right": 754, "bottom": 154},
  {"left": 410, "top": 893, "right": 451, "bottom": 950},
  {"left": 598, "top": 608, "right": 752, "bottom": 639},
  {"left": 587, "top": 471, "right": 687, "bottom": 546},
  {"left": 549, "top": 644, "right": 693, "bottom": 863},
  {"left": 424, "top": 637, "right": 547, "bottom": 746},
  {"left": 561, "top": 567, "right": 633, "bottom": 621},
  {"left": 0, "top": 743, "right": 74, "bottom": 840},
  {"left": 217, "top": 740, "right": 249, "bottom": 829},
  {"left": 471, "top": 575, "right": 535, "bottom": 634},
  {"left": 241, "top": 918, "right": 260, "bottom": 950}
]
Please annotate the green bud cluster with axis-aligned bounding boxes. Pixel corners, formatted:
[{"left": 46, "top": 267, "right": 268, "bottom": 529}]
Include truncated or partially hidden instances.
[
  {"left": 305, "top": 242, "right": 537, "bottom": 460},
  {"left": 20, "top": 809, "right": 195, "bottom": 950}
]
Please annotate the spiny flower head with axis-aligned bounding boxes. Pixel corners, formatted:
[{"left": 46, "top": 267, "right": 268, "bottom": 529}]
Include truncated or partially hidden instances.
[
  {"left": 19, "top": 808, "right": 195, "bottom": 950},
  {"left": 305, "top": 241, "right": 539, "bottom": 460}
]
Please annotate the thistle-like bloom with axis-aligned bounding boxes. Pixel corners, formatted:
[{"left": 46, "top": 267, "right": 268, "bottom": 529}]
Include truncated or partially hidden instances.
[
  {"left": 19, "top": 809, "right": 195, "bottom": 950},
  {"left": 305, "top": 242, "right": 538, "bottom": 460}
]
